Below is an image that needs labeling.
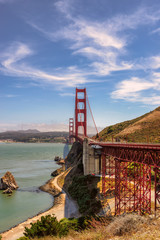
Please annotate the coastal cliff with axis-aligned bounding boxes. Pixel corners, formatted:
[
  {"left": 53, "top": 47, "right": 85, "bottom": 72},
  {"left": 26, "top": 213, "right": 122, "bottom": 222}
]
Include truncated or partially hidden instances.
[
  {"left": 58, "top": 142, "right": 102, "bottom": 216},
  {"left": 63, "top": 142, "right": 83, "bottom": 189}
]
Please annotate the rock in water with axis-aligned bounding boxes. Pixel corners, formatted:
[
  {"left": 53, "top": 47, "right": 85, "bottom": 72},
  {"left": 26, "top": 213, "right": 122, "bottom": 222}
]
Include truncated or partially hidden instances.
[
  {"left": 0, "top": 171, "right": 19, "bottom": 190},
  {"left": 3, "top": 187, "right": 13, "bottom": 194}
]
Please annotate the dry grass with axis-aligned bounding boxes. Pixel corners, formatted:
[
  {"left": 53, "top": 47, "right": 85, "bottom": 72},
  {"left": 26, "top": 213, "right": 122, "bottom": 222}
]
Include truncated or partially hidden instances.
[
  {"left": 115, "top": 217, "right": 160, "bottom": 240},
  {"left": 31, "top": 214, "right": 160, "bottom": 240},
  {"left": 106, "top": 213, "right": 147, "bottom": 236},
  {"left": 98, "top": 106, "right": 160, "bottom": 143},
  {"left": 118, "top": 110, "right": 160, "bottom": 136}
]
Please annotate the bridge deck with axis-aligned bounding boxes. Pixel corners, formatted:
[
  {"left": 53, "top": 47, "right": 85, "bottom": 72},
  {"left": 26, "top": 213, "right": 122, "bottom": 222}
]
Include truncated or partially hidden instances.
[{"left": 71, "top": 135, "right": 160, "bottom": 167}]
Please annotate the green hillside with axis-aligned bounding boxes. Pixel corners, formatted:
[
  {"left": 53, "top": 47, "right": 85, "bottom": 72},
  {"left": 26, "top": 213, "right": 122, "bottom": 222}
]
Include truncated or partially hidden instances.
[{"left": 98, "top": 107, "right": 160, "bottom": 143}]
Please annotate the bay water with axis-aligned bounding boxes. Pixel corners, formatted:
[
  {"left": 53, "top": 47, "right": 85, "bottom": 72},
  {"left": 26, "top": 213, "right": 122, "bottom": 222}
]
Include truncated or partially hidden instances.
[{"left": 0, "top": 142, "right": 69, "bottom": 233}]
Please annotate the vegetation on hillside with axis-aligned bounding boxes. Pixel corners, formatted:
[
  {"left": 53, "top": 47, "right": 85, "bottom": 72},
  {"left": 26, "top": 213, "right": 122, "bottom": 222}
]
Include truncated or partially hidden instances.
[
  {"left": 17, "top": 214, "right": 103, "bottom": 239},
  {"left": 21, "top": 215, "right": 90, "bottom": 239},
  {"left": 60, "top": 142, "right": 102, "bottom": 215},
  {"left": 98, "top": 107, "right": 160, "bottom": 143},
  {"left": 17, "top": 213, "right": 159, "bottom": 240},
  {"left": 68, "top": 175, "right": 102, "bottom": 215}
]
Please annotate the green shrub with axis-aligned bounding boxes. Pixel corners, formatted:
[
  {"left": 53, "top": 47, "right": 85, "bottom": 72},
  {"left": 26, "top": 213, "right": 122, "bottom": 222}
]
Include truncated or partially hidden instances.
[
  {"left": 22, "top": 215, "right": 92, "bottom": 239},
  {"left": 24, "top": 215, "right": 63, "bottom": 238},
  {"left": 60, "top": 216, "right": 91, "bottom": 231},
  {"left": 77, "top": 215, "right": 91, "bottom": 229},
  {"left": 107, "top": 126, "right": 113, "bottom": 134},
  {"left": 60, "top": 218, "right": 80, "bottom": 232},
  {"left": 0, "top": 235, "right": 2, "bottom": 240},
  {"left": 68, "top": 175, "right": 102, "bottom": 215}
]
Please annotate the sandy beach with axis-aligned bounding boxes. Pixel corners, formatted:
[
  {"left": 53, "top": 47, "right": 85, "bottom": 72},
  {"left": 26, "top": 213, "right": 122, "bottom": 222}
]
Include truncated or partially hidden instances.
[{"left": 1, "top": 171, "right": 80, "bottom": 240}]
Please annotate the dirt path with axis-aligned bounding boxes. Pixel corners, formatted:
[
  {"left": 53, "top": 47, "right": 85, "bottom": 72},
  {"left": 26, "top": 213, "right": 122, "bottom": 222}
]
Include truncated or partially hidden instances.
[{"left": 1, "top": 172, "right": 80, "bottom": 240}]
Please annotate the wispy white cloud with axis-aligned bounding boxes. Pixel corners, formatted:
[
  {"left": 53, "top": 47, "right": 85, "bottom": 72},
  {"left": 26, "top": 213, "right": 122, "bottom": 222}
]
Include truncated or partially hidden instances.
[
  {"left": 54, "top": 0, "right": 72, "bottom": 19},
  {"left": 134, "top": 55, "right": 160, "bottom": 70},
  {"left": 2, "top": 1, "right": 160, "bottom": 101},
  {"left": 73, "top": 46, "right": 133, "bottom": 76},
  {"left": 66, "top": 20, "right": 125, "bottom": 50},
  {"left": 140, "top": 96, "right": 160, "bottom": 105},
  {"left": 28, "top": 1, "right": 129, "bottom": 77},
  {"left": 2, "top": 42, "right": 32, "bottom": 68},
  {"left": 112, "top": 77, "right": 155, "bottom": 98},
  {"left": 111, "top": 75, "right": 160, "bottom": 105},
  {"left": 150, "top": 56, "right": 160, "bottom": 69},
  {"left": 28, "top": 2, "right": 160, "bottom": 78},
  {"left": 91, "top": 60, "right": 133, "bottom": 76},
  {"left": 107, "top": 7, "right": 160, "bottom": 32},
  {"left": 49, "top": 17, "right": 127, "bottom": 76},
  {"left": 0, "top": 42, "right": 91, "bottom": 88},
  {"left": 151, "top": 28, "right": 160, "bottom": 34}
]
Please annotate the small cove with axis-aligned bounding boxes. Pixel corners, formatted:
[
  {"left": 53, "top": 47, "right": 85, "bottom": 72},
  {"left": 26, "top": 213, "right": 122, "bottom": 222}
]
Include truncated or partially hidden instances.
[{"left": 0, "top": 142, "right": 68, "bottom": 233}]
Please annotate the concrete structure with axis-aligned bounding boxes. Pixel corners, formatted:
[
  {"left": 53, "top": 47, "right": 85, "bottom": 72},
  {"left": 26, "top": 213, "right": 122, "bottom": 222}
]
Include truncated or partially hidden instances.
[{"left": 83, "top": 138, "right": 102, "bottom": 175}]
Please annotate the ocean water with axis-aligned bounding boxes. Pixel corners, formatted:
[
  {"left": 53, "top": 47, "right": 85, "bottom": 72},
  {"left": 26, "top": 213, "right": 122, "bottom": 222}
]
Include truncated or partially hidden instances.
[{"left": 0, "top": 142, "right": 70, "bottom": 233}]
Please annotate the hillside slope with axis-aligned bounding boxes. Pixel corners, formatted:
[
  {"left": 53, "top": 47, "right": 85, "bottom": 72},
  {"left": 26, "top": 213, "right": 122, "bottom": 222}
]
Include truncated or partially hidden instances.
[{"left": 98, "top": 106, "right": 160, "bottom": 143}]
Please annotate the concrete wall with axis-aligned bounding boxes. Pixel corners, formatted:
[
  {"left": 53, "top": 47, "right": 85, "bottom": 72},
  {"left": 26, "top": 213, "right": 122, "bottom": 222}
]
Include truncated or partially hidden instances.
[{"left": 83, "top": 138, "right": 101, "bottom": 175}]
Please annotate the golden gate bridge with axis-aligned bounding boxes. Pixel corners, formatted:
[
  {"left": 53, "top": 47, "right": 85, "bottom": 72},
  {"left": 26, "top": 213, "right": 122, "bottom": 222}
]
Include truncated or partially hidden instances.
[{"left": 69, "top": 88, "right": 160, "bottom": 216}]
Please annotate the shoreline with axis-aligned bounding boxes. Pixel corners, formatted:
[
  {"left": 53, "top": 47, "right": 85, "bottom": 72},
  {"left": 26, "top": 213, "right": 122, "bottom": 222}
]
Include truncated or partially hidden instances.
[
  {"left": 0, "top": 178, "right": 60, "bottom": 235},
  {"left": 1, "top": 171, "right": 80, "bottom": 240}
]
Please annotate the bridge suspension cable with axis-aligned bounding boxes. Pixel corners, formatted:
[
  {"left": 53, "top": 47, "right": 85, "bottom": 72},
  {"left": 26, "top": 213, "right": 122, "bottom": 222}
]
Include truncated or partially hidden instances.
[{"left": 86, "top": 92, "right": 99, "bottom": 137}]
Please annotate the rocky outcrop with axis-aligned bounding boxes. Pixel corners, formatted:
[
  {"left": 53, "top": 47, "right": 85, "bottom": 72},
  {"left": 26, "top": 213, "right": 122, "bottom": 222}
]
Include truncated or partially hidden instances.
[
  {"left": 0, "top": 171, "right": 19, "bottom": 190},
  {"left": 51, "top": 167, "right": 63, "bottom": 177},
  {"left": 54, "top": 156, "right": 61, "bottom": 162},
  {"left": 3, "top": 187, "right": 13, "bottom": 194},
  {"left": 54, "top": 156, "right": 65, "bottom": 166}
]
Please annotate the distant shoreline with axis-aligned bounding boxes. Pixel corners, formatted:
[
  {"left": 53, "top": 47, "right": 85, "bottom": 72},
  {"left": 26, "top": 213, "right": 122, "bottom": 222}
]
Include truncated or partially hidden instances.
[
  {"left": 0, "top": 140, "right": 67, "bottom": 144},
  {"left": 0, "top": 130, "right": 69, "bottom": 144}
]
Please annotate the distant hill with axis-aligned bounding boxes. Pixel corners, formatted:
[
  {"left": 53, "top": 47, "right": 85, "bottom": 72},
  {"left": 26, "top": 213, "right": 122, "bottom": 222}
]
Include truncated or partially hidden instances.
[
  {"left": 17, "top": 129, "right": 40, "bottom": 133},
  {"left": 98, "top": 106, "right": 160, "bottom": 143},
  {"left": 4, "top": 129, "right": 40, "bottom": 134},
  {"left": 0, "top": 130, "right": 69, "bottom": 143}
]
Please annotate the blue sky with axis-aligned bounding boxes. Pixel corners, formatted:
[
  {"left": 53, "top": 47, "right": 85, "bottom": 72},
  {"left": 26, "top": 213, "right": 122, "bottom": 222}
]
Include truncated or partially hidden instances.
[{"left": 1, "top": 0, "right": 160, "bottom": 133}]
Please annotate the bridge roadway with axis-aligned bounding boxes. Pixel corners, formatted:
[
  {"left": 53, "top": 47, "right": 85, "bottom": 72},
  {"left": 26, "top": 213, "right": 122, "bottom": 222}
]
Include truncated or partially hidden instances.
[{"left": 71, "top": 134, "right": 160, "bottom": 168}]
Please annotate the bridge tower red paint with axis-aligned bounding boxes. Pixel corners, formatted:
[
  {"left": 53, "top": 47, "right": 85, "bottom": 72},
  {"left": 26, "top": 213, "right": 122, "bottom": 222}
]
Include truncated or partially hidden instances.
[
  {"left": 69, "top": 118, "right": 74, "bottom": 144},
  {"left": 75, "top": 88, "right": 87, "bottom": 137}
]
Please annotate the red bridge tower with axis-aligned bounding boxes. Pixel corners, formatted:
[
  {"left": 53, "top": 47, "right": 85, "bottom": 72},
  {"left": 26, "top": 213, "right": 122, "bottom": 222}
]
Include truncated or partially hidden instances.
[
  {"left": 75, "top": 88, "right": 87, "bottom": 138},
  {"left": 69, "top": 118, "right": 74, "bottom": 144}
]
